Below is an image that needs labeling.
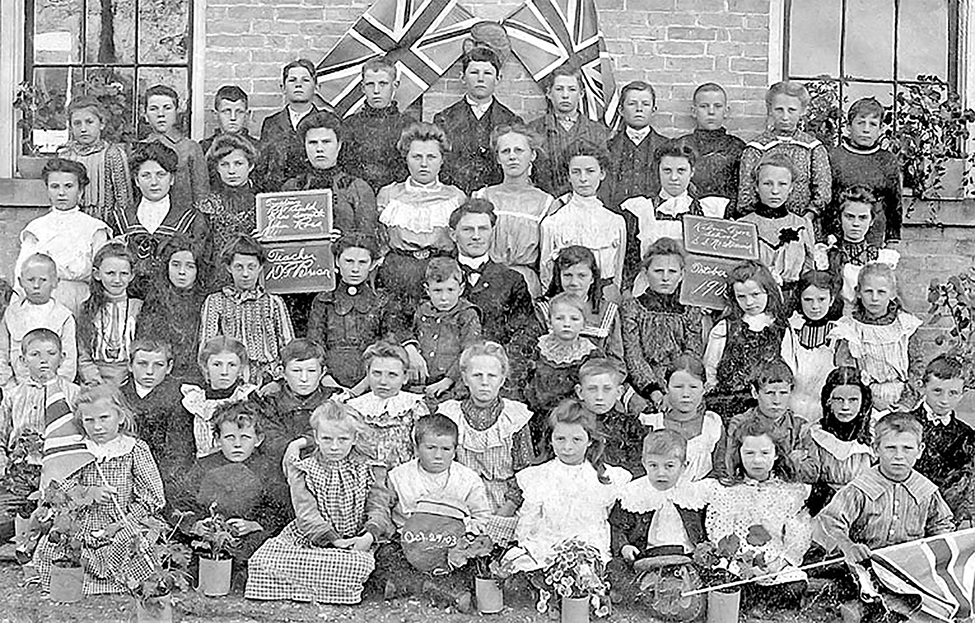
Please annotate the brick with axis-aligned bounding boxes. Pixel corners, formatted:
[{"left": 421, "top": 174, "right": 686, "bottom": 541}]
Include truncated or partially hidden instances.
[
  {"left": 207, "top": 19, "right": 251, "bottom": 34},
  {"left": 665, "top": 56, "right": 715, "bottom": 71},
  {"left": 628, "top": 0, "right": 675, "bottom": 9},
  {"left": 730, "top": 57, "right": 767, "bottom": 72},
  {"left": 207, "top": 34, "right": 265, "bottom": 48},
  {"left": 656, "top": 41, "right": 707, "bottom": 55},
  {"left": 728, "top": 0, "right": 769, "bottom": 11},
  {"left": 667, "top": 26, "right": 720, "bottom": 40},
  {"left": 274, "top": 7, "right": 324, "bottom": 21},
  {"left": 744, "top": 14, "right": 769, "bottom": 28},
  {"left": 697, "top": 13, "right": 746, "bottom": 27},
  {"left": 675, "top": 0, "right": 727, "bottom": 10}
]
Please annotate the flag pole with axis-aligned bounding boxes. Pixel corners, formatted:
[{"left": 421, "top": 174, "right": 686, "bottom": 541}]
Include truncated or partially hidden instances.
[
  {"left": 681, "top": 556, "right": 846, "bottom": 597},
  {"left": 94, "top": 459, "right": 155, "bottom": 569}
]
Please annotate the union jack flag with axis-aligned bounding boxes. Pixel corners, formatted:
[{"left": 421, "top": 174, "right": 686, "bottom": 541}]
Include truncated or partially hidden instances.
[
  {"left": 315, "top": 0, "right": 479, "bottom": 116},
  {"left": 503, "top": 0, "right": 618, "bottom": 126},
  {"left": 865, "top": 527, "right": 975, "bottom": 621},
  {"left": 40, "top": 390, "right": 93, "bottom": 489}
]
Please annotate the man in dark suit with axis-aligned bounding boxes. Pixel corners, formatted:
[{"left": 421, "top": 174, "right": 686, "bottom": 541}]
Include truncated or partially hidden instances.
[
  {"left": 256, "top": 59, "right": 322, "bottom": 192},
  {"left": 433, "top": 46, "right": 523, "bottom": 195},
  {"left": 449, "top": 198, "right": 540, "bottom": 396}
]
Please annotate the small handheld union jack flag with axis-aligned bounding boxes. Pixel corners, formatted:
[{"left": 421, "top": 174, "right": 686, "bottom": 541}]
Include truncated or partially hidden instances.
[
  {"left": 40, "top": 390, "right": 93, "bottom": 489},
  {"left": 315, "top": 0, "right": 480, "bottom": 117},
  {"left": 503, "top": 0, "right": 619, "bottom": 127}
]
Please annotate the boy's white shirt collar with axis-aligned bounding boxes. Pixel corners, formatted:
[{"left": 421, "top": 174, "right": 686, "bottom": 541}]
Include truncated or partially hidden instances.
[
  {"left": 457, "top": 253, "right": 489, "bottom": 269},
  {"left": 920, "top": 400, "right": 952, "bottom": 426},
  {"left": 287, "top": 105, "right": 312, "bottom": 130},
  {"left": 134, "top": 383, "right": 154, "bottom": 398},
  {"left": 626, "top": 125, "right": 653, "bottom": 145},
  {"left": 465, "top": 95, "right": 493, "bottom": 119}
]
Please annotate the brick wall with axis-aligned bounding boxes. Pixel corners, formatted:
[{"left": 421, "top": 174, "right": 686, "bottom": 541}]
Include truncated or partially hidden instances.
[{"left": 202, "top": 0, "right": 772, "bottom": 140}]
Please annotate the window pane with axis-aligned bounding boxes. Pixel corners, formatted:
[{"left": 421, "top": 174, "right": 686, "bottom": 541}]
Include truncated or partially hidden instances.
[
  {"left": 25, "top": 66, "right": 73, "bottom": 154},
  {"left": 898, "top": 0, "right": 948, "bottom": 81},
  {"left": 86, "top": 0, "right": 136, "bottom": 64},
  {"left": 73, "top": 67, "right": 138, "bottom": 143},
  {"left": 138, "top": 0, "right": 190, "bottom": 63},
  {"left": 845, "top": 0, "right": 894, "bottom": 80},
  {"left": 844, "top": 81, "right": 894, "bottom": 110},
  {"left": 33, "top": 0, "right": 81, "bottom": 64},
  {"left": 789, "top": 0, "right": 842, "bottom": 78},
  {"left": 136, "top": 66, "right": 190, "bottom": 137}
]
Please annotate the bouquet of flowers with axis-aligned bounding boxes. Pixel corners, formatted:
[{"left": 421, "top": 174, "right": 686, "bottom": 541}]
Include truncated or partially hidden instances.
[
  {"left": 542, "top": 538, "right": 610, "bottom": 617},
  {"left": 447, "top": 533, "right": 511, "bottom": 579},
  {"left": 692, "top": 524, "right": 773, "bottom": 588},
  {"left": 0, "top": 430, "right": 43, "bottom": 521}
]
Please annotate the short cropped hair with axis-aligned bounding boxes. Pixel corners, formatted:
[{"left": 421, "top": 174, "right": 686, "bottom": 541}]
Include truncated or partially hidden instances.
[
  {"left": 42, "top": 158, "right": 90, "bottom": 189},
  {"left": 641, "top": 236, "right": 686, "bottom": 270},
  {"left": 129, "top": 338, "right": 173, "bottom": 363},
  {"left": 22, "top": 328, "right": 61, "bottom": 354},
  {"left": 198, "top": 336, "right": 249, "bottom": 372},
  {"left": 425, "top": 257, "right": 462, "bottom": 284},
  {"left": 545, "top": 64, "right": 584, "bottom": 91},
  {"left": 21, "top": 253, "right": 58, "bottom": 277},
  {"left": 692, "top": 82, "right": 726, "bottom": 103},
  {"left": 655, "top": 139, "right": 698, "bottom": 169},
  {"left": 765, "top": 81, "right": 810, "bottom": 109},
  {"left": 461, "top": 46, "right": 501, "bottom": 73},
  {"left": 361, "top": 56, "right": 397, "bottom": 80},
  {"left": 643, "top": 428, "right": 687, "bottom": 462},
  {"left": 297, "top": 111, "right": 344, "bottom": 143},
  {"left": 847, "top": 97, "right": 885, "bottom": 123},
  {"left": 144, "top": 84, "right": 180, "bottom": 109},
  {"left": 564, "top": 139, "right": 610, "bottom": 172},
  {"left": 620, "top": 80, "right": 656, "bottom": 106},
  {"left": 334, "top": 232, "right": 380, "bottom": 261},
  {"left": 749, "top": 358, "right": 795, "bottom": 391},
  {"left": 213, "top": 85, "right": 248, "bottom": 109},
  {"left": 280, "top": 338, "right": 325, "bottom": 367},
  {"left": 130, "top": 142, "right": 179, "bottom": 175},
  {"left": 459, "top": 341, "right": 510, "bottom": 379},
  {"left": 309, "top": 400, "right": 362, "bottom": 437},
  {"left": 449, "top": 198, "right": 498, "bottom": 229},
  {"left": 413, "top": 413, "right": 459, "bottom": 447},
  {"left": 221, "top": 234, "right": 267, "bottom": 266},
  {"left": 281, "top": 59, "right": 316, "bottom": 84},
  {"left": 67, "top": 96, "right": 107, "bottom": 122},
  {"left": 578, "top": 358, "right": 626, "bottom": 385},
  {"left": 754, "top": 152, "right": 797, "bottom": 182},
  {"left": 923, "top": 354, "right": 965, "bottom": 385},
  {"left": 212, "top": 399, "right": 265, "bottom": 439},
  {"left": 547, "top": 292, "right": 588, "bottom": 317},
  {"left": 363, "top": 341, "right": 411, "bottom": 370},
  {"left": 397, "top": 122, "right": 450, "bottom": 157},
  {"left": 207, "top": 134, "right": 258, "bottom": 167},
  {"left": 874, "top": 411, "right": 924, "bottom": 445}
]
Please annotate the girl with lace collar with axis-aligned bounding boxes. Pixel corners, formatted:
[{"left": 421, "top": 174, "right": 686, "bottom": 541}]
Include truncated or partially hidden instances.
[
  {"left": 781, "top": 270, "right": 840, "bottom": 421},
  {"left": 32, "top": 386, "right": 165, "bottom": 596},
  {"left": 199, "top": 235, "right": 295, "bottom": 385},
  {"left": 181, "top": 336, "right": 258, "bottom": 458},
  {"left": 538, "top": 142, "right": 627, "bottom": 294},
  {"left": 349, "top": 341, "right": 429, "bottom": 469},
  {"left": 525, "top": 293, "right": 604, "bottom": 446},
  {"left": 437, "top": 341, "right": 533, "bottom": 520},
  {"left": 793, "top": 367, "right": 873, "bottom": 515},
  {"left": 704, "top": 261, "right": 786, "bottom": 421},
  {"left": 830, "top": 263, "right": 922, "bottom": 414}
]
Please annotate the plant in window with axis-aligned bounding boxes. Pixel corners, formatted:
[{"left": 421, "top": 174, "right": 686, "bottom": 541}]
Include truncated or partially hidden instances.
[
  {"left": 13, "top": 81, "right": 68, "bottom": 155},
  {"left": 802, "top": 77, "right": 843, "bottom": 147},
  {"left": 73, "top": 70, "right": 137, "bottom": 143},
  {"left": 928, "top": 269, "right": 975, "bottom": 387}
]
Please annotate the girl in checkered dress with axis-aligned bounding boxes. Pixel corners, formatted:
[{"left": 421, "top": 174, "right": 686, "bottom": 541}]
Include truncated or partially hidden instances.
[
  {"left": 245, "top": 401, "right": 384, "bottom": 604},
  {"left": 32, "top": 386, "right": 165, "bottom": 595}
]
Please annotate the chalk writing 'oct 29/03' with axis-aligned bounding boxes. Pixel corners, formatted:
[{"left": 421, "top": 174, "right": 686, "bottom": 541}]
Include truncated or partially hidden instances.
[
  {"left": 265, "top": 247, "right": 332, "bottom": 280},
  {"left": 401, "top": 530, "right": 459, "bottom": 547}
]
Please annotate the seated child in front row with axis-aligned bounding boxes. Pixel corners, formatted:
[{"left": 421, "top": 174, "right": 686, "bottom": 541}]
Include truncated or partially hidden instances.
[
  {"left": 608, "top": 430, "right": 716, "bottom": 610},
  {"left": 707, "top": 414, "right": 812, "bottom": 610},
  {"left": 437, "top": 341, "right": 534, "bottom": 516},
  {"left": 200, "top": 234, "right": 296, "bottom": 385},
  {"left": 193, "top": 401, "right": 289, "bottom": 590},
  {"left": 0, "top": 253, "right": 77, "bottom": 388},
  {"left": 830, "top": 262, "right": 922, "bottom": 413},
  {"left": 349, "top": 341, "right": 428, "bottom": 469},
  {"left": 504, "top": 399, "right": 630, "bottom": 617},
  {"left": 909, "top": 354, "right": 975, "bottom": 523},
  {"left": 181, "top": 336, "right": 258, "bottom": 459},
  {"left": 815, "top": 412, "right": 955, "bottom": 622},
  {"left": 412, "top": 257, "right": 482, "bottom": 401},
  {"left": 577, "top": 357, "right": 648, "bottom": 477},
  {"left": 33, "top": 386, "right": 165, "bottom": 595},
  {"left": 372, "top": 414, "right": 493, "bottom": 612},
  {"left": 246, "top": 402, "right": 384, "bottom": 605}
]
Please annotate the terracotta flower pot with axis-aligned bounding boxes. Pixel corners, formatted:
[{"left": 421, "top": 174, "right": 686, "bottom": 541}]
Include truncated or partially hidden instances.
[
  {"left": 475, "top": 577, "right": 504, "bottom": 614},
  {"left": 49, "top": 564, "right": 84, "bottom": 603},
  {"left": 561, "top": 595, "right": 590, "bottom": 623},
  {"left": 136, "top": 593, "right": 173, "bottom": 623},
  {"left": 198, "top": 556, "right": 232, "bottom": 597},
  {"left": 707, "top": 588, "right": 741, "bottom": 623}
]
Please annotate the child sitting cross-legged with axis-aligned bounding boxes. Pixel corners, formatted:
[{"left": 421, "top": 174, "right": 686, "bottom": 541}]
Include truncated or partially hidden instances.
[
  {"left": 815, "top": 412, "right": 955, "bottom": 622},
  {"left": 191, "top": 400, "right": 289, "bottom": 591},
  {"left": 707, "top": 413, "right": 812, "bottom": 613},
  {"left": 32, "top": 386, "right": 166, "bottom": 595},
  {"left": 608, "top": 429, "right": 716, "bottom": 611},
  {"left": 348, "top": 341, "right": 429, "bottom": 470},
  {"left": 181, "top": 336, "right": 258, "bottom": 459},
  {"left": 372, "top": 413, "right": 493, "bottom": 612},
  {"left": 246, "top": 401, "right": 385, "bottom": 604}
]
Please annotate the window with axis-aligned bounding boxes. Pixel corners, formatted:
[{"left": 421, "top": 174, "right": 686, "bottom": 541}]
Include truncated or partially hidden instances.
[
  {"left": 783, "top": 0, "right": 960, "bottom": 140},
  {"left": 23, "top": 0, "right": 193, "bottom": 154}
]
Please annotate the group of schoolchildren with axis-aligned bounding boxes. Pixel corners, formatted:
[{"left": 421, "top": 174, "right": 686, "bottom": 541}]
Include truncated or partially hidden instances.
[{"left": 0, "top": 43, "right": 970, "bottom": 622}]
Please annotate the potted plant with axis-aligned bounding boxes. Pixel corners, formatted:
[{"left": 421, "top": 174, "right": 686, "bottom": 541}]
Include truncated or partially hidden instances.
[
  {"left": 928, "top": 270, "right": 975, "bottom": 389},
  {"left": 802, "top": 76, "right": 844, "bottom": 148},
  {"left": 0, "top": 430, "right": 43, "bottom": 545},
  {"left": 892, "top": 75, "right": 975, "bottom": 200},
  {"left": 12, "top": 80, "right": 68, "bottom": 178},
  {"left": 692, "top": 526, "right": 772, "bottom": 623},
  {"left": 119, "top": 514, "right": 191, "bottom": 623},
  {"left": 543, "top": 539, "right": 611, "bottom": 623},
  {"left": 33, "top": 483, "right": 96, "bottom": 602},
  {"left": 448, "top": 533, "right": 510, "bottom": 614},
  {"left": 189, "top": 502, "right": 239, "bottom": 597}
]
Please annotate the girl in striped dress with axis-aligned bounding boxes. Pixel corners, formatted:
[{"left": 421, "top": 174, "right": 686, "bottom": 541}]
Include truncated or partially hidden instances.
[
  {"left": 32, "top": 386, "right": 165, "bottom": 595},
  {"left": 245, "top": 401, "right": 383, "bottom": 604}
]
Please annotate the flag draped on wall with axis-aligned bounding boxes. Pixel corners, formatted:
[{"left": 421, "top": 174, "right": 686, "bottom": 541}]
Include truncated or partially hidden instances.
[
  {"left": 315, "top": 0, "right": 479, "bottom": 116},
  {"left": 502, "top": 0, "right": 618, "bottom": 126},
  {"left": 41, "top": 390, "right": 93, "bottom": 489}
]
